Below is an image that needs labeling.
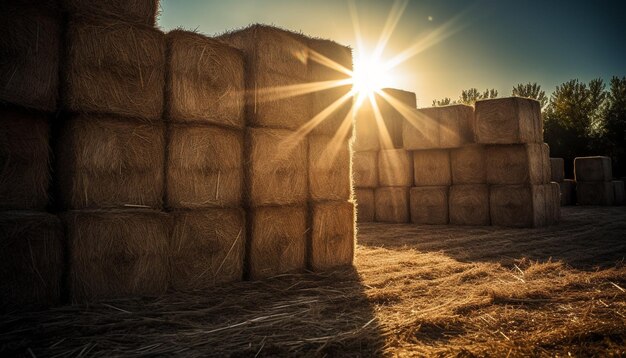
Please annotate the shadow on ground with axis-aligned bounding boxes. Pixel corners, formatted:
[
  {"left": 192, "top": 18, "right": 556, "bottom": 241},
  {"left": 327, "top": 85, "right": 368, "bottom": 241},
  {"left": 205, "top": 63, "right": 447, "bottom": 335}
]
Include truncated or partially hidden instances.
[{"left": 358, "top": 206, "right": 626, "bottom": 270}]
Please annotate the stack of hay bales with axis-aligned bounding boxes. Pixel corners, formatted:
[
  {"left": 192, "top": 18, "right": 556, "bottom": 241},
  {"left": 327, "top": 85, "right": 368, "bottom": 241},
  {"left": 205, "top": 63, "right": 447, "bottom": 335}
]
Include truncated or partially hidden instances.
[
  {"left": 220, "top": 25, "right": 355, "bottom": 277},
  {"left": 574, "top": 156, "right": 615, "bottom": 206},
  {"left": 164, "top": 30, "right": 246, "bottom": 290},
  {"left": 57, "top": 0, "right": 170, "bottom": 302},
  {"left": 550, "top": 158, "right": 575, "bottom": 205},
  {"left": 475, "top": 97, "right": 559, "bottom": 227},
  {"left": 0, "top": 1, "right": 64, "bottom": 309},
  {"left": 353, "top": 89, "right": 416, "bottom": 223}
]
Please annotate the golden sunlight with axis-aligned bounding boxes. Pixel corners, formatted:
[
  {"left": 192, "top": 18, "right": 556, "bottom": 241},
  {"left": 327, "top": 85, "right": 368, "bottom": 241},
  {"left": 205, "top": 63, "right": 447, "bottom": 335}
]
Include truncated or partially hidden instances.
[{"left": 351, "top": 56, "right": 389, "bottom": 97}]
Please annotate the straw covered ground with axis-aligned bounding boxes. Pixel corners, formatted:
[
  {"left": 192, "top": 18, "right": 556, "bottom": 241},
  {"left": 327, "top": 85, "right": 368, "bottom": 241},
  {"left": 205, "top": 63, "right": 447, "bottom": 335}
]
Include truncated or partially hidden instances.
[{"left": 1, "top": 206, "right": 625, "bottom": 356}]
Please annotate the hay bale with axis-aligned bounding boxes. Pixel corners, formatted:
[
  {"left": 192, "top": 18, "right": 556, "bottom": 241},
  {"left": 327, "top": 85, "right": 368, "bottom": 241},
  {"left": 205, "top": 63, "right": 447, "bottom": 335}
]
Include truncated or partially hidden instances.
[
  {"left": 307, "top": 37, "right": 353, "bottom": 136},
  {"left": 62, "top": 0, "right": 159, "bottom": 26},
  {"left": 485, "top": 144, "right": 545, "bottom": 184},
  {"left": 450, "top": 145, "right": 486, "bottom": 184},
  {"left": 219, "top": 25, "right": 311, "bottom": 130},
  {"left": 376, "top": 89, "right": 417, "bottom": 148},
  {"left": 560, "top": 179, "right": 575, "bottom": 206},
  {"left": 475, "top": 97, "right": 542, "bottom": 144},
  {"left": 0, "top": 212, "right": 63, "bottom": 310},
  {"left": 550, "top": 158, "right": 565, "bottom": 182},
  {"left": 438, "top": 104, "right": 474, "bottom": 148},
  {"left": 576, "top": 182, "right": 614, "bottom": 206},
  {"left": 409, "top": 186, "right": 449, "bottom": 225},
  {"left": 374, "top": 187, "right": 409, "bottom": 223},
  {"left": 412, "top": 149, "right": 451, "bottom": 186},
  {"left": 613, "top": 181, "right": 625, "bottom": 206},
  {"left": 246, "top": 128, "right": 308, "bottom": 206},
  {"left": 574, "top": 156, "right": 612, "bottom": 182},
  {"left": 64, "top": 17, "right": 165, "bottom": 121},
  {"left": 165, "top": 30, "right": 245, "bottom": 129},
  {"left": 402, "top": 107, "right": 440, "bottom": 150},
  {"left": 542, "top": 143, "right": 552, "bottom": 183},
  {"left": 355, "top": 188, "right": 375, "bottom": 222},
  {"left": 310, "top": 201, "right": 355, "bottom": 270},
  {"left": 489, "top": 184, "right": 547, "bottom": 227},
  {"left": 352, "top": 151, "right": 378, "bottom": 188},
  {"left": 63, "top": 209, "right": 170, "bottom": 302},
  {"left": 354, "top": 99, "right": 380, "bottom": 151},
  {"left": 0, "top": 108, "right": 50, "bottom": 210},
  {"left": 56, "top": 115, "right": 165, "bottom": 209},
  {"left": 546, "top": 182, "right": 561, "bottom": 225},
  {"left": 248, "top": 206, "right": 307, "bottom": 279},
  {"left": 170, "top": 209, "right": 245, "bottom": 290},
  {"left": 308, "top": 135, "right": 351, "bottom": 201},
  {"left": 167, "top": 125, "right": 243, "bottom": 209},
  {"left": 0, "top": 6, "right": 60, "bottom": 111},
  {"left": 449, "top": 184, "right": 490, "bottom": 226},
  {"left": 378, "top": 149, "right": 413, "bottom": 187}
]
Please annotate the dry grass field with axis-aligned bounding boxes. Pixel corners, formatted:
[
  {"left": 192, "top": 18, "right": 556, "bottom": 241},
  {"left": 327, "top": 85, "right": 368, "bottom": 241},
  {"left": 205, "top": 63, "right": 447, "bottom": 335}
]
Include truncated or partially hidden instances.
[{"left": 1, "top": 206, "right": 625, "bottom": 357}]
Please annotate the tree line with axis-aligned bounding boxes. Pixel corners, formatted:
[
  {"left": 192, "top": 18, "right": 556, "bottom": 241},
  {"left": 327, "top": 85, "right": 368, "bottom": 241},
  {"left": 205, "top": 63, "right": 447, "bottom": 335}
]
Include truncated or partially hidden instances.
[{"left": 432, "top": 77, "right": 626, "bottom": 178}]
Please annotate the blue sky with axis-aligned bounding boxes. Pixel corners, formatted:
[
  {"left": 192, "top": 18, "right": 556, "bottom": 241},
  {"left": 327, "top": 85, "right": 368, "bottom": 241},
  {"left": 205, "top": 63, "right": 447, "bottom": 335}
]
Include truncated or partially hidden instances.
[{"left": 159, "top": 0, "right": 626, "bottom": 107}]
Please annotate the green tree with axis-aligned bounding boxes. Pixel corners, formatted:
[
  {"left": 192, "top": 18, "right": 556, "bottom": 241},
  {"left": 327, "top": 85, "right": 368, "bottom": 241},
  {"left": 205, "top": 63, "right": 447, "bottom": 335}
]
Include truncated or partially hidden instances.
[
  {"left": 543, "top": 78, "right": 607, "bottom": 177},
  {"left": 600, "top": 76, "right": 626, "bottom": 177},
  {"left": 458, "top": 88, "right": 498, "bottom": 105},
  {"left": 512, "top": 82, "right": 548, "bottom": 108}
]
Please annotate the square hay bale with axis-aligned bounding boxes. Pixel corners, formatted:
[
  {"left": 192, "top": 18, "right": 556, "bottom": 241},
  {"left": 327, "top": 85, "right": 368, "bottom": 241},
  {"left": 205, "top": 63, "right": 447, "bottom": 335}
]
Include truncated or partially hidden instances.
[
  {"left": 246, "top": 128, "right": 308, "bottom": 206},
  {"left": 170, "top": 209, "right": 245, "bottom": 290},
  {"left": 550, "top": 158, "right": 565, "bottom": 182},
  {"left": 248, "top": 206, "right": 307, "bottom": 279},
  {"left": 352, "top": 151, "right": 378, "bottom": 188},
  {"left": 219, "top": 25, "right": 311, "bottom": 130},
  {"left": 541, "top": 143, "right": 552, "bottom": 183},
  {"left": 546, "top": 182, "right": 561, "bottom": 225},
  {"left": 490, "top": 184, "right": 547, "bottom": 227},
  {"left": 64, "top": 17, "right": 165, "bottom": 121},
  {"left": 475, "top": 97, "right": 542, "bottom": 144},
  {"left": 486, "top": 144, "right": 546, "bottom": 184},
  {"left": 574, "top": 156, "right": 612, "bottom": 182},
  {"left": 0, "top": 212, "right": 64, "bottom": 310},
  {"left": 412, "top": 149, "right": 451, "bottom": 186},
  {"left": 449, "top": 184, "right": 490, "bottom": 226},
  {"left": 560, "top": 179, "right": 575, "bottom": 206},
  {"left": 307, "top": 37, "right": 353, "bottom": 136},
  {"left": 309, "top": 135, "right": 351, "bottom": 201},
  {"left": 403, "top": 107, "right": 440, "bottom": 150},
  {"left": 613, "top": 181, "right": 625, "bottom": 206},
  {"left": 0, "top": 6, "right": 60, "bottom": 111},
  {"left": 355, "top": 188, "right": 375, "bottom": 222},
  {"left": 409, "top": 186, "right": 449, "bottom": 225},
  {"left": 310, "top": 201, "right": 355, "bottom": 270},
  {"left": 376, "top": 89, "right": 417, "bottom": 148},
  {"left": 438, "top": 104, "right": 474, "bottom": 148},
  {"left": 451, "top": 145, "right": 486, "bottom": 184},
  {"left": 165, "top": 30, "right": 245, "bottom": 129},
  {"left": 354, "top": 99, "right": 380, "bottom": 151},
  {"left": 56, "top": 115, "right": 165, "bottom": 209},
  {"left": 378, "top": 149, "right": 413, "bottom": 187},
  {"left": 375, "top": 187, "right": 409, "bottom": 223},
  {"left": 61, "top": 0, "right": 159, "bottom": 26},
  {"left": 167, "top": 125, "right": 243, "bottom": 209},
  {"left": 64, "top": 209, "right": 170, "bottom": 302},
  {"left": 0, "top": 108, "right": 50, "bottom": 210},
  {"left": 576, "top": 182, "right": 614, "bottom": 206}
]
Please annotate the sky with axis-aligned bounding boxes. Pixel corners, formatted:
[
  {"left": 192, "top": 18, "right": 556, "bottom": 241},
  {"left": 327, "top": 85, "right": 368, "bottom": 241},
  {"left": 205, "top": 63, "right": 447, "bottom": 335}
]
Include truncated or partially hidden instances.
[{"left": 158, "top": 0, "right": 626, "bottom": 108}]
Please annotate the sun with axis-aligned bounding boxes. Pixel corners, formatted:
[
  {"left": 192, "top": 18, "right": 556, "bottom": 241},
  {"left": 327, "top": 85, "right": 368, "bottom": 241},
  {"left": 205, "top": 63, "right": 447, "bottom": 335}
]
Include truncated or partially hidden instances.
[{"left": 351, "top": 56, "right": 389, "bottom": 97}]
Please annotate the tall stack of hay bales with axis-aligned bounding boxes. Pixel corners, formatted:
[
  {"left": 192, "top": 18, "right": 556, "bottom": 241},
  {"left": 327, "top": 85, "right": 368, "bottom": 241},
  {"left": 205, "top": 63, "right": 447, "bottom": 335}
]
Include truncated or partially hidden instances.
[
  {"left": 0, "top": 1, "right": 64, "bottom": 309},
  {"left": 164, "top": 30, "right": 246, "bottom": 290},
  {"left": 220, "top": 25, "right": 355, "bottom": 277},
  {"left": 574, "top": 156, "right": 615, "bottom": 206},
  {"left": 57, "top": 0, "right": 170, "bottom": 302},
  {"left": 550, "top": 157, "right": 575, "bottom": 206},
  {"left": 353, "top": 89, "right": 416, "bottom": 223}
]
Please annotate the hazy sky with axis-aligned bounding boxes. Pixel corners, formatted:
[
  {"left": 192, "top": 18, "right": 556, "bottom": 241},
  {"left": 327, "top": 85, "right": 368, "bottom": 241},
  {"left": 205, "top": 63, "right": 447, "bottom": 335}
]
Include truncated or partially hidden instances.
[{"left": 159, "top": 0, "right": 626, "bottom": 108}]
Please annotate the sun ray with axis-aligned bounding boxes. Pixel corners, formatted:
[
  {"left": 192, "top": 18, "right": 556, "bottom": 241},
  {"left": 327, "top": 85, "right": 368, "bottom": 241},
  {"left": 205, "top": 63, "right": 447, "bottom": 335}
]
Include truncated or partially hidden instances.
[
  {"left": 375, "top": 89, "right": 438, "bottom": 142},
  {"left": 368, "top": 92, "right": 395, "bottom": 150},
  {"left": 253, "top": 78, "right": 352, "bottom": 103},
  {"left": 372, "top": 0, "right": 408, "bottom": 61},
  {"left": 308, "top": 49, "right": 353, "bottom": 77},
  {"left": 315, "top": 105, "right": 355, "bottom": 170}
]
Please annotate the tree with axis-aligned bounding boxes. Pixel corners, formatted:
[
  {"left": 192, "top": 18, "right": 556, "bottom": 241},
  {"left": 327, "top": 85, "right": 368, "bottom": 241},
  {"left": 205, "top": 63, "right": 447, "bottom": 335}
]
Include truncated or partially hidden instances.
[
  {"left": 431, "top": 97, "right": 452, "bottom": 106},
  {"left": 601, "top": 76, "right": 626, "bottom": 177},
  {"left": 458, "top": 88, "right": 498, "bottom": 105},
  {"left": 512, "top": 82, "right": 548, "bottom": 108}
]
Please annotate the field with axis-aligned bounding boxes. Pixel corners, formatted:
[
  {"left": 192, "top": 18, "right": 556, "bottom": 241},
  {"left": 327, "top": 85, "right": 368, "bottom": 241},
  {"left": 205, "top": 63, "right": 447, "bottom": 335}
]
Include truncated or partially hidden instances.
[{"left": 1, "top": 206, "right": 625, "bottom": 357}]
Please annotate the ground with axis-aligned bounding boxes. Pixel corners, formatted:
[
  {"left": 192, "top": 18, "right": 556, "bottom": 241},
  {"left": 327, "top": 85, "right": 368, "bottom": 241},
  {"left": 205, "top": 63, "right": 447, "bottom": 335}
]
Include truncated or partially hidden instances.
[{"left": 1, "top": 207, "right": 625, "bottom": 357}]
